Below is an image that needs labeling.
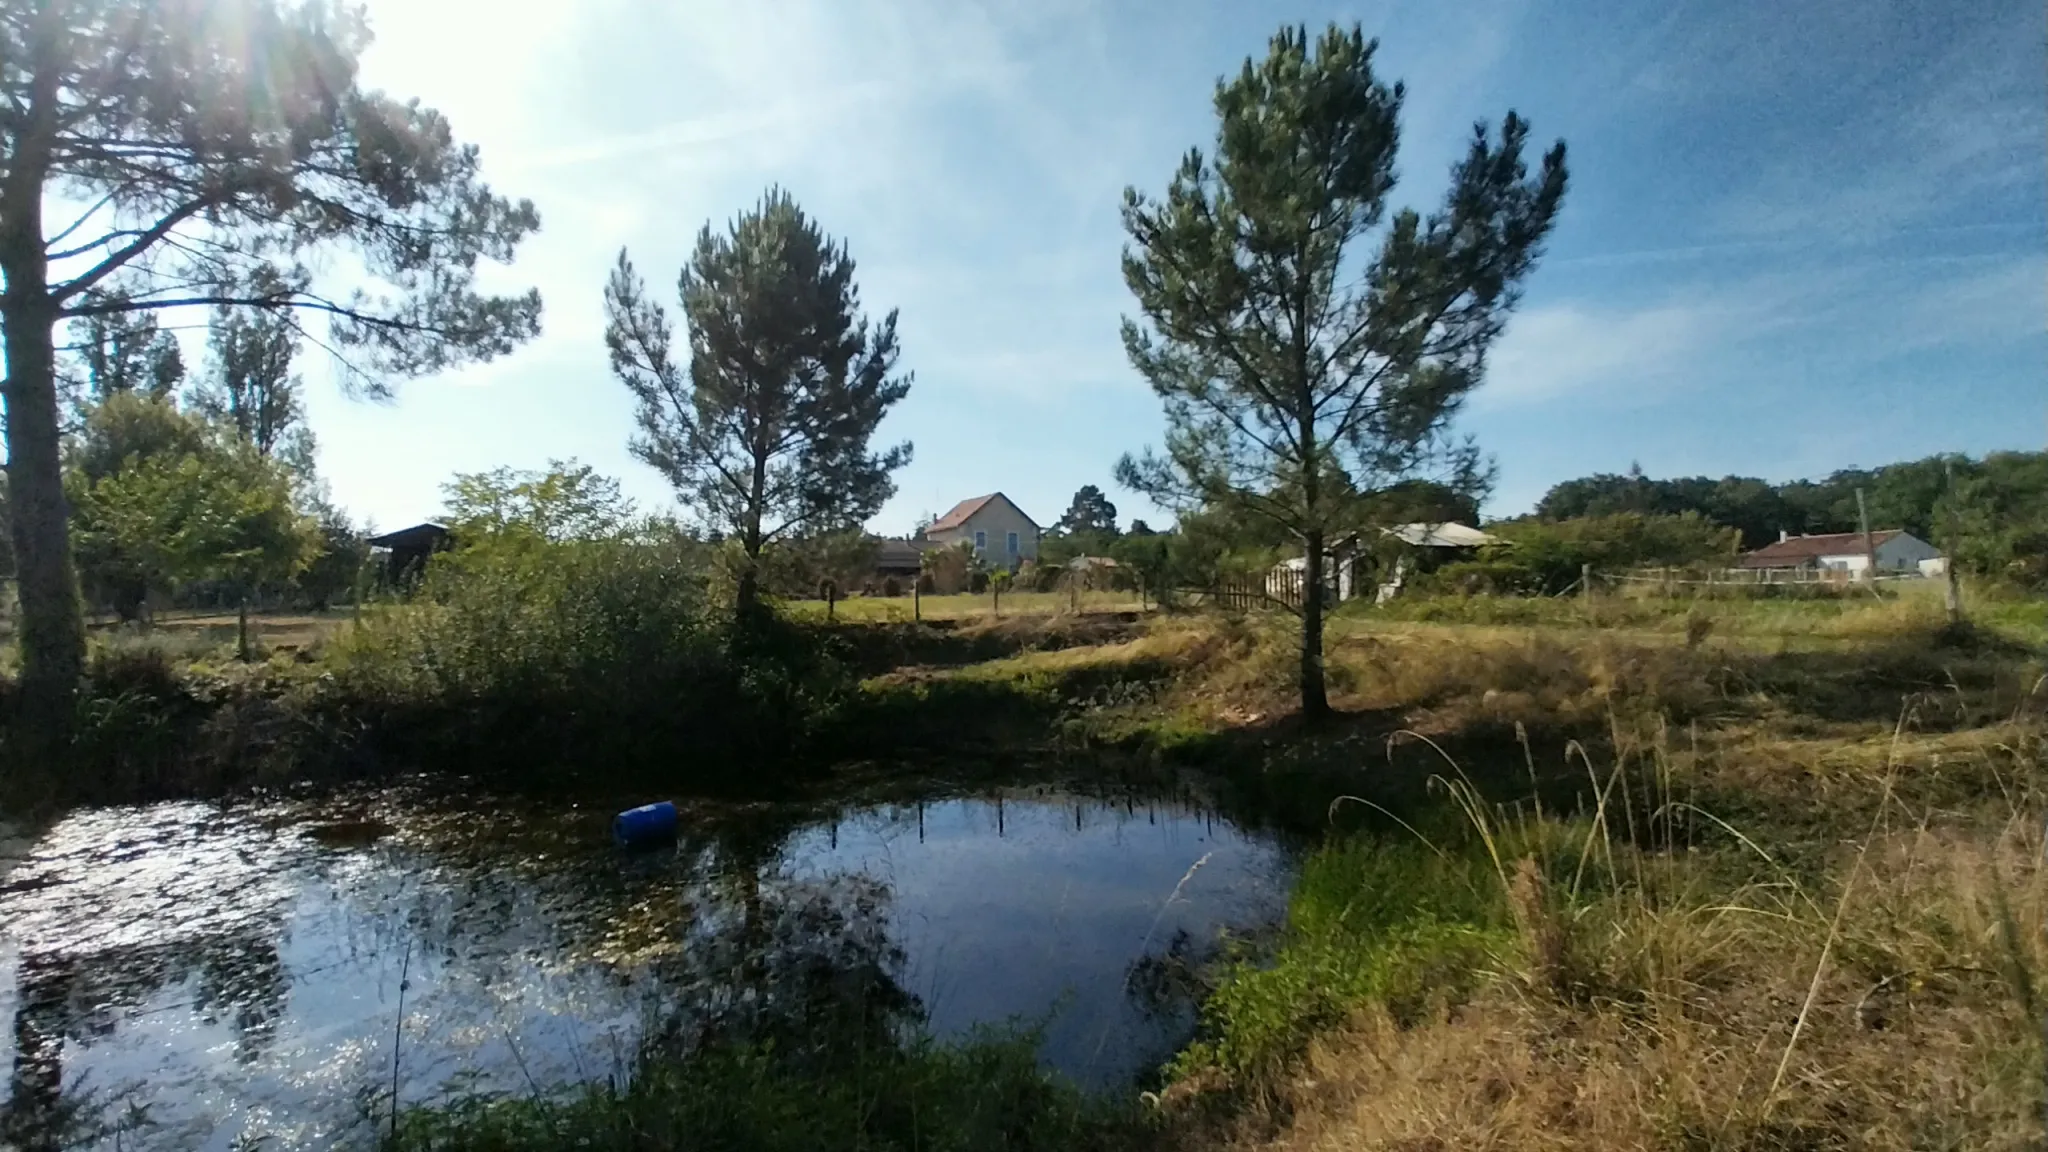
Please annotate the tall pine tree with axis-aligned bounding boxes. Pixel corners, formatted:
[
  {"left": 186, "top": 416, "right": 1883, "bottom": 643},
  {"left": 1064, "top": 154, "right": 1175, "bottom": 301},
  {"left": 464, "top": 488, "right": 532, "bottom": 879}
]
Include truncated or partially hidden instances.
[
  {"left": 0, "top": 0, "right": 540, "bottom": 751},
  {"left": 1116, "top": 25, "right": 1567, "bottom": 717},
  {"left": 602, "top": 188, "right": 912, "bottom": 616}
]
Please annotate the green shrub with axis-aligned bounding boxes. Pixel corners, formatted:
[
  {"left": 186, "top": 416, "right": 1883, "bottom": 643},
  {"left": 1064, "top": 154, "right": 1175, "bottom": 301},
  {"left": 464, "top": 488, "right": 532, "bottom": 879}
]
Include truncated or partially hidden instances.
[
  {"left": 323, "top": 529, "right": 839, "bottom": 788},
  {"left": 1171, "top": 834, "right": 1513, "bottom": 1083},
  {"left": 1477, "top": 512, "right": 1742, "bottom": 594}
]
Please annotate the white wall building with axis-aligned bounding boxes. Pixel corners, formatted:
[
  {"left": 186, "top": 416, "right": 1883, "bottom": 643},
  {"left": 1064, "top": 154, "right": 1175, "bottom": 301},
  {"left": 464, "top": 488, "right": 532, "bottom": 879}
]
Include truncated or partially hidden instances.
[{"left": 1739, "top": 530, "right": 1942, "bottom": 576}]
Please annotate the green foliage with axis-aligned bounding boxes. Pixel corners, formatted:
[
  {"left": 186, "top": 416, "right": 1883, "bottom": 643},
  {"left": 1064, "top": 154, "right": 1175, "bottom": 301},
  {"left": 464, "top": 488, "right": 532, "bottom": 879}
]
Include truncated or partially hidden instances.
[
  {"left": 66, "top": 299, "right": 186, "bottom": 407},
  {"left": 73, "top": 439, "right": 318, "bottom": 591},
  {"left": 921, "top": 541, "right": 978, "bottom": 595},
  {"left": 69, "top": 395, "right": 319, "bottom": 616},
  {"left": 189, "top": 281, "right": 317, "bottom": 478},
  {"left": 1038, "top": 529, "right": 1120, "bottom": 569},
  {"left": 1174, "top": 835, "right": 1510, "bottom": 1082},
  {"left": 1461, "top": 512, "right": 1741, "bottom": 594},
  {"left": 603, "top": 188, "right": 912, "bottom": 610},
  {"left": 1537, "top": 470, "right": 1795, "bottom": 550},
  {"left": 1934, "top": 458, "right": 2048, "bottom": 587},
  {"left": 440, "top": 459, "right": 638, "bottom": 544},
  {"left": 1053, "top": 484, "right": 1121, "bottom": 537},
  {"left": 758, "top": 531, "right": 881, "bottom": 598},
  {"left": 70, "top": 391, "right": 211, "bottom": 483},
  {"left": 324, "top": 530, "right": 838, "bottom": 784},
  {"left": 293, "top": 499, "right": 372, "bottom": 609},
  {"left": 1537, "top": 452, "right": 2048, "bottom": 556}
]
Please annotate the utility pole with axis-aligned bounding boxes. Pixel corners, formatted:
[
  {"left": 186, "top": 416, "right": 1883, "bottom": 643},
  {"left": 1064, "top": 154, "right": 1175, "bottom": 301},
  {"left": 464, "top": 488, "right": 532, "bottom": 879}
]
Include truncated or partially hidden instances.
[
  {"left": 1856, "top": 488, "right": 1879, "bottom": 590},
  {"left": 1943, "top": 459, "right": 1963, "bottom": 625}
]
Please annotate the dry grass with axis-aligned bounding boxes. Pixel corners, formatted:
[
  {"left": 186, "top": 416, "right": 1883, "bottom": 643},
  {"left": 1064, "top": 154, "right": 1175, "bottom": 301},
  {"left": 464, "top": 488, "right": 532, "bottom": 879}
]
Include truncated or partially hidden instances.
[
  {"left": 1071, "top": 599, "right": 2048, "bottom": 1151},
  {"left": 1231, "top": 814, "right": 2046, "bottom": 1152},
  {"left": 783, "top": 590, "right": 1150, "bottom": 623},
  {"left": 87, "top": 609, "right": 348, "bottom": 655},
  {"left": 1170, "top": 714, "right": 2048, "bottom": 1150}
]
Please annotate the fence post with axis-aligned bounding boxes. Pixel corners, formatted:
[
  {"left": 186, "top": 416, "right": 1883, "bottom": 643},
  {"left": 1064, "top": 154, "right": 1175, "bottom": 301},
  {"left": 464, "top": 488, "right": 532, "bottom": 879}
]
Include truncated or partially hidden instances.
[{"left": 1580, "top": 563, "right": 1592, "bottom": 606}]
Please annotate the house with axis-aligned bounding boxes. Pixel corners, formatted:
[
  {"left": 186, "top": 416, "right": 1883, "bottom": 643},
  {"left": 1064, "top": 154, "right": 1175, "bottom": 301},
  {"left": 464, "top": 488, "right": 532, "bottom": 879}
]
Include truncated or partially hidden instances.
[
  {"left": 921, "top": 493, "right": 1040, "bottom": 571},
  {"left": 1738, "top": 529, "right": 1941, "bottom": 576},
  {"left": 368, "top": 522, "right": 453, "bottom": 584}
]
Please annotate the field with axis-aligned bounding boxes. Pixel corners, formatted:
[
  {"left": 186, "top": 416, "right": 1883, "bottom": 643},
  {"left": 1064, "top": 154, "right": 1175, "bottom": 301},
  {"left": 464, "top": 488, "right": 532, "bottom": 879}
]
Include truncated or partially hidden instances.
[{"left": 90, "top": 608, "right": 351, "bottom": 653}]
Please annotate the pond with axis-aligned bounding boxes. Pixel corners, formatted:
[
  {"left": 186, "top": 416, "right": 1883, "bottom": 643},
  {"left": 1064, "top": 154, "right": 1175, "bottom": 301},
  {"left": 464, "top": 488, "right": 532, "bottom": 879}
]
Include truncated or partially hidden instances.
[{"left": 0, "top": 780, "right": 1294, "bottom": 1150}]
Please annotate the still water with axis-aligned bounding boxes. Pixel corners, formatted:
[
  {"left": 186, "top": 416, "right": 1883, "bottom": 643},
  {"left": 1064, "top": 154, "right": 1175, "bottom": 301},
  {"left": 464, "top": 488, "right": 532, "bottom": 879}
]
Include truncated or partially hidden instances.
[{"left": 0, "top": 781, "right": 1292, "bottom": 1150}]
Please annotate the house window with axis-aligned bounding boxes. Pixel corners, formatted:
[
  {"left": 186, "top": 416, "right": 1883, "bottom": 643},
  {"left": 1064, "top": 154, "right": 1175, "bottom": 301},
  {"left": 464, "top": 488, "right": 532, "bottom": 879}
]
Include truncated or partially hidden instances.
[
  {"left": 1006, "top": 531, "right": 1020, "bottom": 556},
  {"left": 974, "top": 530, "right": 987, "bottom": 551}
]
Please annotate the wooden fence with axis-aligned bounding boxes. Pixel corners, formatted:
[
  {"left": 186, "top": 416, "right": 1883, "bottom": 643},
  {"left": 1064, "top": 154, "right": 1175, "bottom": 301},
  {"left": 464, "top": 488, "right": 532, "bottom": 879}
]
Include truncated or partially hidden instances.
[{"left": 1188, "top": 569, "right": 1307, "bottom": 613}]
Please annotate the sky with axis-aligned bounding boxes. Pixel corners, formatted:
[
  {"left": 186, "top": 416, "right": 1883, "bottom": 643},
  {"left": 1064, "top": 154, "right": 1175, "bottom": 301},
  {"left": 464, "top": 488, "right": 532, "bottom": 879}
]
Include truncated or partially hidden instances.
[{"left": 294, "top": 0, "right": 2046, "bottom": 536}]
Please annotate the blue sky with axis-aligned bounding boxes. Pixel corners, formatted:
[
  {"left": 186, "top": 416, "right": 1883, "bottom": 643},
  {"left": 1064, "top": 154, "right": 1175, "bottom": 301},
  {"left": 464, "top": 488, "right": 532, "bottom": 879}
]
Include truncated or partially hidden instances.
[{"left": 305, "top": 0, "right": 2045, "bottom": 535}]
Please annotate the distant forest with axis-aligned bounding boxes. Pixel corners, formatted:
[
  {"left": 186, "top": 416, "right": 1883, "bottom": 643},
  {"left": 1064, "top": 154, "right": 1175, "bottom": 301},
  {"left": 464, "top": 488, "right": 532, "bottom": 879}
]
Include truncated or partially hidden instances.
[{"left": 1528, "top": 451, "right": 2048, "bottom": 556}]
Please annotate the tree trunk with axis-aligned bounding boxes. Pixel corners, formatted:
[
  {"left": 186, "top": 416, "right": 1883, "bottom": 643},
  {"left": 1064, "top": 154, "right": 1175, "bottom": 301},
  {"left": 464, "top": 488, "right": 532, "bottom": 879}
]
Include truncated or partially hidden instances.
[
  {"left": 736, "top": 447, "right": 769, "bottom": 622},
  {"left": 1300, "top": 529, "right": 1330, "bottom": 720},
  {"left": 2, "top": 222, "right": 85, "bottom": 761}
]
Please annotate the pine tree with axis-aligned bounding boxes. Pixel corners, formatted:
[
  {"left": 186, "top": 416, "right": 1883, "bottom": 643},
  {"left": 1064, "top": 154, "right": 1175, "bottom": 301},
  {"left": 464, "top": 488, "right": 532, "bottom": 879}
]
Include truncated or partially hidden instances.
[
  {"left": 0, "top": 0, "right": 541, "bottom": 750},
  {"left": 603, "top": 188, "right": 912, "bottom": 616},
  {"left": 1054, "top": 485, "right": 1121, "bottom": 537},
  {"left": 1116, "top": 24, "right": 1567, "bottom": 718}
]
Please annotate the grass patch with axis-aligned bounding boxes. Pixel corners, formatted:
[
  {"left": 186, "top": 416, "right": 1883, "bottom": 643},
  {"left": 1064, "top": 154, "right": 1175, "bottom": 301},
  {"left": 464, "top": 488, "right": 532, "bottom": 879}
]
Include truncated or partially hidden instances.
[{"left": 784, "top": 591, "right": 1150, "bottom": 624}]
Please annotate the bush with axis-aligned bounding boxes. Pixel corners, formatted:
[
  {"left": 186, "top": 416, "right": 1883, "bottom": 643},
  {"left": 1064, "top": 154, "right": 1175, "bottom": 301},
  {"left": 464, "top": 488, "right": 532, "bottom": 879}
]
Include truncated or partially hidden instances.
[
  {"left": 323, "top": 529, "right": 839, "bottom": 789},
  {"left": 1470, "top": 512, "right": 1742, "bottom": 594}
]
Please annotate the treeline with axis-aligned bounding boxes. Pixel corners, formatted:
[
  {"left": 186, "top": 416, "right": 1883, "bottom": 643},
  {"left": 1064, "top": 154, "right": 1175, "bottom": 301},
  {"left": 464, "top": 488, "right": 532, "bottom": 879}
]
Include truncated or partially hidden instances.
[{"left": 1530, "top": 452, "right": 2048, "bottom": 583}]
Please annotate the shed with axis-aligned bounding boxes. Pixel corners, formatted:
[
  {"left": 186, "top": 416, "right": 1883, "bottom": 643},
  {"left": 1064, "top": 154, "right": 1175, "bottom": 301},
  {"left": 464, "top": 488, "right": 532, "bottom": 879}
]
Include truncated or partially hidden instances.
[{"left": 368, "top": 522, "right": 453, "bottom": 583}]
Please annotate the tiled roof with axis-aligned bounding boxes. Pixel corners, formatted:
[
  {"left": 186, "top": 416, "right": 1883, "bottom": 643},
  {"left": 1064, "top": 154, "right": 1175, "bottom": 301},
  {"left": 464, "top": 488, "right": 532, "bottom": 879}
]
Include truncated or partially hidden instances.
[{"left": 929, "top": 494, "right": 999, "bottom": 531}]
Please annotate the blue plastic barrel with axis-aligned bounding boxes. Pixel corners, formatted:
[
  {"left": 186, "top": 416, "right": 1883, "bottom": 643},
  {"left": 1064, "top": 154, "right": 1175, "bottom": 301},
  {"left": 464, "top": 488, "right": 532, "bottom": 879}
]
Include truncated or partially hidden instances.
[{"left": 613, "top": 800, "right": 679, "bottom": 848}]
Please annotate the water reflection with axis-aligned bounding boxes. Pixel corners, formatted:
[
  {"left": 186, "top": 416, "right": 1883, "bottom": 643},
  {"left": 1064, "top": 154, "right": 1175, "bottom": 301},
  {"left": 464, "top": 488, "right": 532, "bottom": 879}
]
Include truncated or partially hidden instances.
[{"left": 0, "top": 784, "right": 1290, "bottom": 1150}]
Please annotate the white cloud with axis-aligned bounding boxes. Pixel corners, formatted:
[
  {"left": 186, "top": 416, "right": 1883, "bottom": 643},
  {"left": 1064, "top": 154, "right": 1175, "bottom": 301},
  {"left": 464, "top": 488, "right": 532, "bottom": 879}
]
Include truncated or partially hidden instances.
[{"left": 1476, "top": 298, "right": 1729, "bottom": 409}]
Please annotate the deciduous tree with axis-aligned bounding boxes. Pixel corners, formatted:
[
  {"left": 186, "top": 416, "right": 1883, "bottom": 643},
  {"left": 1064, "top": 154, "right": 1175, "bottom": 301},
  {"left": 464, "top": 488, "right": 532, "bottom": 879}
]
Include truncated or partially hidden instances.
[
  {"left": 68, "top": 298, "right": 185, "bottom": 403},
  {"left": 0, "top": 0, "right": 541, "bottom": 748},
  {"left": 70, "top": 416, "right": 318, "bottom": 640},
  {"left": 1116, "top": 24, "right": 1566, "bottom": 717},
  {"left": 190, "top": 275, "right": 316, "bottom": 479},
  {"left": 441, "top": 460, "right": 637, "bottom": 544},
  {"left": 602, "top": 188, "right": 911, "bottom": 616}
]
